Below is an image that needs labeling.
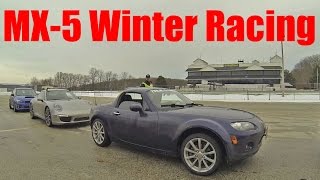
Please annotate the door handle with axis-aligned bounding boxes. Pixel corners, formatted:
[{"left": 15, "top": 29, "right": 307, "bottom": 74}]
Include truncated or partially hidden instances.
[{"left": 113, "top": 112, "right": 120, "bottom": 116}]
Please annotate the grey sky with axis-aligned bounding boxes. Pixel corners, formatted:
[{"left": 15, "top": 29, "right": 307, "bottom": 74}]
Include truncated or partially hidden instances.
[{"left": 0, "top": 0, "right": 319, "bottom": 83}]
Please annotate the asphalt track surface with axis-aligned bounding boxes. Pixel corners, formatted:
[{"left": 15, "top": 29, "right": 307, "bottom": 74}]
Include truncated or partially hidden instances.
[{"left": 0, "top": 96, "right": 319, "bottom": 180}]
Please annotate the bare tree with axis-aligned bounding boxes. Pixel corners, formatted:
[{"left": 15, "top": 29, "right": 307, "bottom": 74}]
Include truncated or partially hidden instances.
[
  {"left": 104, "top": 71, "right": 113, "bottom": 90},
  {"left": 120, "top": 72, "right": 129, "bottom": 80},
  {"left": 97, "top": 69, "right": 104, "bottom": 90},
  {"left": 89, "top": 68, "right": 99, "bottom": 90},
  {"left": 120, "top": 72, "right": 130, "bottom": 89},
  {"left": 30, "top": 77, "right": 39, "bottom": 86},
  {"left": 292, "top": 54, "right": 320, "bottom": 89}
]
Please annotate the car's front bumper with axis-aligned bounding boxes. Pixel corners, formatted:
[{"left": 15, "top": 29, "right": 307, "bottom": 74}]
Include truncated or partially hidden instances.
[
  {"left": 15, "top": 103, "right": 31, "bottom": 110},
  {"left": 227, "top": 125, "right": 268, "bottom": 162},
  {"left": 51, "top": 114, "right": 90, "bottom": 125}
]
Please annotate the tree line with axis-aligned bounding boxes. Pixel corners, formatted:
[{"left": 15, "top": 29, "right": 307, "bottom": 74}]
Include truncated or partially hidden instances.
[
  {"left": 30, "top": 68, "right": 187, "bottom": 91},
  {"left": 286, "top": 54, "right": 320, "bottom": 89}
]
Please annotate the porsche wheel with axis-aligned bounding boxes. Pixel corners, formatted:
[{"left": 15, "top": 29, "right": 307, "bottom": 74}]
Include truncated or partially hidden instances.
[
  {"left": 30, "top": 105, "right": 36, "bottom": 119},
  {"left": 181, "top": 133, "right": 222, "bottom": 176},
  {"left": 92, "top": 119, "right": 111, "bottom": 147},
  {"left": 44, "top": 107, "right": 53, "bottom": 127}
]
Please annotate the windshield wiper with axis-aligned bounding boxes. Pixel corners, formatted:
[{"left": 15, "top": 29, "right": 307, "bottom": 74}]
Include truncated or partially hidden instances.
[
  {"left": 186, "top": 103, "right": 204, "bottom": 107},
  {"left": 161, "top": 104, "right": 186, "bottom": 108}
]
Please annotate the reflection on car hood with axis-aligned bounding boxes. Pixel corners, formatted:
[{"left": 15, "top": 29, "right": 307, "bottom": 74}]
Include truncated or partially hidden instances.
[
  {"left": 48, "top": 99, "right": 92, "bottom": 112},
  {"left": 15, "top": 96, "right": 35, "bottom": 101},
  {"left": 171, "top": 106, "right": 256, "bottom": 120}
]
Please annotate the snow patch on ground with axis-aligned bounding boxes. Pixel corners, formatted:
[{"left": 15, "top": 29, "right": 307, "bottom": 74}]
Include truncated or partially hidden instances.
[{"left": 1, "top": 91, "right": 319, "bottom": 103}]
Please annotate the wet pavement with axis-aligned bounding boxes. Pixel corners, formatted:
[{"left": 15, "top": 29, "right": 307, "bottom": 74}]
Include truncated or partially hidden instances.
[{"left": 0, "top": 96, "right": 319, "bottom": 180}]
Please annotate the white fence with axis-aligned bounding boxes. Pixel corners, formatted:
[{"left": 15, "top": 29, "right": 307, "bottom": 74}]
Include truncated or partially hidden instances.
[
  {"left": 0, "top": 92, "right": 11, "bottom": 96},
  {"left": 73, "top": 91, "right": 320, "bottom": 103}
]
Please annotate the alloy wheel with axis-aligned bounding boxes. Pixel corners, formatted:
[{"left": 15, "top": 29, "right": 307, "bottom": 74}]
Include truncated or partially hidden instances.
[
  {"left": 92, "top": 121, "right": 105, "bottom": 145},
  {"left": 45, "top": 108, "right": 52, "bottom": 126},
  {"left": 183, "top": 138, "right": 217, "bottom": 173},
  {"left": 30, "top": 106, "right": 35, "bottom": 119}
]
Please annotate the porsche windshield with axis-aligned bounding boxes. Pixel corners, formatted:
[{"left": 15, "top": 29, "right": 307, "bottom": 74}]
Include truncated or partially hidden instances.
[
  {"left": 147, "top": 90, "right": 193, "bottom": 108},
  {"left": 46, "top": 90, "right": 77, "bottom": 101},
  {"left": 16, "top": 89, "right": 36, "bottom": 96}
]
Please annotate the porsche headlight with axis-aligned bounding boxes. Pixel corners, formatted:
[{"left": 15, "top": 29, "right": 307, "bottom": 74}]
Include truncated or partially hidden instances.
[
  {"left": 231, "top": 122, "right": 256, "bottom": 131},
  {"left": 15, "top": 99, "right": 22, "bottom": 103},
  {"left": 54, "top": 104, "right": 63, "bottom": 112}
]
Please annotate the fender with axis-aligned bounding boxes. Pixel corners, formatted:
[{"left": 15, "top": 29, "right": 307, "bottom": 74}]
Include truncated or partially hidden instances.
[
  {"left": 90, "top": 111, "right": 113, "bottom": 138},
  {"left": 172, "top": 118, "right": 232, "bottom": 155}
]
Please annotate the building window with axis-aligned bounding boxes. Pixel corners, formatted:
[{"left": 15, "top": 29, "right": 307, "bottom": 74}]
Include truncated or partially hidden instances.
[
  {"left": 264, "top": 70, "right": 280, "bottom": 76},
  {"left": 217, "top": 71, "right": 232, "bottom": 77},
  {"left": 188, "top": 72, "right": 201, "bottom": 77},
  {"left": 231, "top": 71, "right": 246, "bottom": 76},
  {"left": 201, "top": 71, "right": 217, "bottom": 77},
  {"left": 246, "top": 71, "right": 264, "bottom": 75}
]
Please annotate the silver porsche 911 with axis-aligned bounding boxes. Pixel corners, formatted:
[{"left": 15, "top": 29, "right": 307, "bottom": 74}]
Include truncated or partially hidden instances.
[{"left": 30, "top": 89, "right": 93, "bottom": 127}]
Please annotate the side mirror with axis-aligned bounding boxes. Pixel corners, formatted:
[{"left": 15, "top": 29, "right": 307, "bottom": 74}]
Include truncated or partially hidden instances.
[
  {"left": 11, "top": 93, "right": 14, "bottom": 96},
  {"left": 130, "top": 103, "right": 143, "bottom": 112},
  {"left": 38, "top": 98, "right": 44, "bottom": 102}
]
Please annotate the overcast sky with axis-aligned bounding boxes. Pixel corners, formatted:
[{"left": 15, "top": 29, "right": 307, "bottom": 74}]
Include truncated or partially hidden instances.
[{"left": 0, "top": 0, "right": 319, "bottom": 83}]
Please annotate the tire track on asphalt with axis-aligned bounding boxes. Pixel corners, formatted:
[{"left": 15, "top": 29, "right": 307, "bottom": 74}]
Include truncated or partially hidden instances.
[{"left": 0, "top": 127, "right": 30, "bottom": 133}]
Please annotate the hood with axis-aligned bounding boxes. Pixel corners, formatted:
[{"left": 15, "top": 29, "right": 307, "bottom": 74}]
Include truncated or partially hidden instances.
[
  {"left": 14, "top": 96, "right": 35, "bottom": 101},
  {"left": 49, "top": 99, "right": 93, "bottom": 114},
  {"left": 170, "top": 106, "right": 256, "bottom": 121}
]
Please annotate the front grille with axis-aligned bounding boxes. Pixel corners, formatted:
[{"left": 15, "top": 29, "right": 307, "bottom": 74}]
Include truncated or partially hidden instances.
[
  {"left": 25, "top": 101, "right": 30, "bottom": 104},
  {"left": 60, "top": 117, "right": 72, "bottom": 122},
  {"left": 74, "top": 117, "right": 89, "bottom": 122}
]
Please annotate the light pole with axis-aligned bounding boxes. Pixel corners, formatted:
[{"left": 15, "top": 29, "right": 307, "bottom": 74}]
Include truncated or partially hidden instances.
[
  {"left": 317, "top": 66, "right": 319, "bottom": 90},
  {"left": 281, "top": 41, "right": 285, "bottom": 97}
]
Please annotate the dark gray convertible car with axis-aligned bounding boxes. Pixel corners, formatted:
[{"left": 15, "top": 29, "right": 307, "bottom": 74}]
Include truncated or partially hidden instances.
[{"left": 90, "top": 88, "right": 267, "bottom": 176}]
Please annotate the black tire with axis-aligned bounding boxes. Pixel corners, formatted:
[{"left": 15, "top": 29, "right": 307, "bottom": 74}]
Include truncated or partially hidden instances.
[
  {"left": 91, "top": 118, "right": 111, "bottom": 147},
  {"left": 30, "top": 105, "right": 36, "bottom": 119},
  {"left": 44, "top": 107, "right": 53, "bottom": 127},
  {"left": 180, "top": 133, "right": 222, "bottom": 176},
  {"left": 13, "top": 104, "right": 18, "bottom": 112}
]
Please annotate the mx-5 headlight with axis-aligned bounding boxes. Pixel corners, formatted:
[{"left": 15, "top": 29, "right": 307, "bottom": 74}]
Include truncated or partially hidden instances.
[
  {"left": 53, "top": 104, "right": 63, "bottom": 112},
  {"left": 231, "top": 122, "right": 256, "bottom": 131}
]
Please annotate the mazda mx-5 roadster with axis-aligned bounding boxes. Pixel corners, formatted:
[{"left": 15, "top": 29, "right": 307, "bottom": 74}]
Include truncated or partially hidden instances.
[
  {"left": 89, "top": 88, "right": 267, "bottom": 176},
  {"left": 30, "top": 88, "right": 93, "bottom": 127}
]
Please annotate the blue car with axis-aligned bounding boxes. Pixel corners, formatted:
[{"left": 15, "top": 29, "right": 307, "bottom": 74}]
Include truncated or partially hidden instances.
[
  {"left": 9, "top": 88, "right": 36, "bottom": 112},
  {"left": 90, "top": 88, "right": 268, "bottom": 176}
]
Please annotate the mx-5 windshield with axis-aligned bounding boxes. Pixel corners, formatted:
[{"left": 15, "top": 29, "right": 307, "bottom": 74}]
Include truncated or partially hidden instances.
[
  {"left": 147, "top": 90, "right": 194, "bottom": 108},
  {"left": 46, "top": 90, "right": 77, "bottom": 101},
  {"left": 16, "top": 89, "right": 36, "bottom": 97}
]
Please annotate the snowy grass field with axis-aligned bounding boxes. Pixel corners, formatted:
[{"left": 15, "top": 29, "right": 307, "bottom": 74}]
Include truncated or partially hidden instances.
[{"left": 1, "top": 91, "right": 319, "bottom": 102}]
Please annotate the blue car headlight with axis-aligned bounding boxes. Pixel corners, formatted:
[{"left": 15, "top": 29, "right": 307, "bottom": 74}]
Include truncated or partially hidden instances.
[
  {"left": 231, "top": 122, "right": 256, "bottom": 131},
  {"left": 15, "top": 99, "right": 22, "bottom": 103},
  {"left": 54, "top": 104, "right": 63, "bottom": 112}
]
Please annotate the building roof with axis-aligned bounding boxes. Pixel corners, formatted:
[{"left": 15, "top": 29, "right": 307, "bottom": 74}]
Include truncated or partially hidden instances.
[{"left": 187, "top": 55, "right": 283, "bottom": 72}]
